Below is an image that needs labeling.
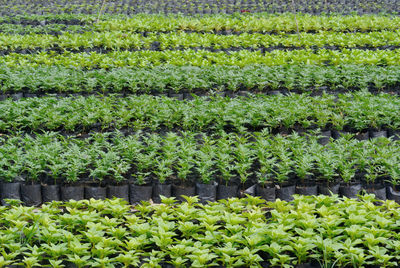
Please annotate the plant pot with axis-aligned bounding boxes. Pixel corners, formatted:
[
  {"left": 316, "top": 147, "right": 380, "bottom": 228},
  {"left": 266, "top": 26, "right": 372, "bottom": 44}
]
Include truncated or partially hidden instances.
[
  {"left": 21, "top": 184, "right": 42, "bottom": 206},
  {"left": 318, "top": 182, "right": 340, "bottom": 195},
  {"left": 24, "top": 93, "right": 37, "bottom": 98},
  {"left": 332, "top": 130, "right": 349, "bottom": 139},
  {"left": 363, "top": 183, "right": 387, "bottom": 200},
  {"left": 107, "top": 184, "right": 129, "bottom": 202},
  {"left": 237, "top": 90, "right": 250, "bottom": 97},
  {"left": 172, "top": 184, "right": 195, "bottom": 202},
  {"left": 11, "top": 93, "right": 23, "bottom": 101},
  {"left": 217, "top": 184, "right": 238, "bottom": 200},
  {"left": 0, "top": 182, "right": 21, "bottom": 205},
  {"left": 276, "top": 184, "right": 296, "bottom": 201},
  {"left": 212, "top": 91, "right": 226, "bottom": 98},
  {"left": 42, "top": 185, "right": 60, "bottom": 202},
  {"left": 85, "top": 186, "right": 107, "bottom": 200},
  {"left": 196, "top": 182, "right": 217, "bottom": 204},
  {"left": 296, "top": 185, "right": 318, "bottom": 196},
  {"left": 318, "top": 130, "right": 331, "bottom": 145},
  {"left": 354, "top": 131, "right": 369, "bottom": 141},
  {"left": 256, "top": 184, "right": 276, "bottom": 201},
  {"left": 183, "top": 92, "right": 195, "bottom": 100},
  {"left": 340, "top": 183, "right": 362, "bottom": 199},
  {"left": 242, "top": 184, "right": 257, "bottom": 197},
  {"left": 387, "top": 186, "right": 400, "bottom": 203},
  {"left": 387, "top": 129, "right": 400, "bottom": 141},
  {"left": 267, "top": 90, "right": 281, "bottom": 96},
  {"left": 225, "top": 91, "right": 235, "bottom": 98},
  {"left": 168, "top": 92, "right": 184, "bottom": 100},
  {"left": 369, "top": 130, "right": 387, "bottom": 139},
  {"left": 61, "top": 185, "right": 84, "bottom": 201},
  {"left": 129, "top": 184, "right": 152, "bottom": 204},
  {"left": 152, "top": 183, "right": 172, "bottom": 203}
]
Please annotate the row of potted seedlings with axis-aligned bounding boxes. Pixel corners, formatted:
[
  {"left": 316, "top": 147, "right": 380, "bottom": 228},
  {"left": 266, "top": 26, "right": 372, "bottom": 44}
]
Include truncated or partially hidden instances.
[
  {"left": 1, "top": 177, "right": 397, "bottom": 207},
  {"left": 1, "top": 131, "right": 400, "bottom": 206},
  {"left": 1, "top": 92, "right": 400, "bottom": 137}
]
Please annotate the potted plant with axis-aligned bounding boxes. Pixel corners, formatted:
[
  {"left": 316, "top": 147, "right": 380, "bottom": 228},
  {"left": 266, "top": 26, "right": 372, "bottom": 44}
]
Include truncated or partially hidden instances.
[
  {"left": 43, "top": 156, "right": 64, "bottom": 202},
  {"left": 315, "top": 150, "right": 340, "bottom": 195},
  {"left": 330, "top": 112, "right": 347, "bottom": 139},
  {"left": 362, "top": 150, "right": 387, "bottom": 200},
  {"left": 195, "top": 136, "right": 217, "bottom": 203},
  {"left": 367, "top": 109, "right": 388, "bottom": 139},
  {"left": 60, "top": 148, "right": 88, "bottom": 201},
  {"left": 153, "top": 159, "right": 173, "bottom": 203},
  {"left": 152, "top": 133, "right": 179, "bottom": 203},
  {"left": 294, "top": 153, "right": 317, "bottom": 196},
  {"left": 21, "top": 148, "right": 44, "bottom": 206},
  {"left": 215, "top": 136, "right": 237, "bottom": 200},
  {"left": 386, "top": 164, "right": 400, "bottom": 202},
  {"left": 0, "top": 147, "right": 22, "bottom": 205},
  {"left": 338, "top": 159, "right": 360, "bottom": 199},
  {"left": 232, "top": 136, "right": 254, "bottom": 197},
  {"left": 256, "top": 160, "right": 276, "bottom": 202},
  {"left": 129, "top": 150, "right": 154, "bottom": 204},
  {"left": 253, "top": 131, "right": 276, "bottom": 201},
  {"left": 112, "top": 134, "right": 142, "bottom": 201},
  {"left": 273, "top": 154, "right": 295, "bottom": 201},
  {"left": 172, "top": 138, "right": 196, "bottom": 201}
]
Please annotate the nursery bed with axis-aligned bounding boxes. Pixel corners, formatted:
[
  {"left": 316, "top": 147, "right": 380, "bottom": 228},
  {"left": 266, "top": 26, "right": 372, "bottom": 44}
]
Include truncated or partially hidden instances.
[
  {"left": 0, "top": 0, "right": 399, "bottom": 15},
  {"left": 0, "top": 195, "right": 398, "bottom": 267},
  {"left": 1, "top": 131, "right": 400, "bottom": 205}
]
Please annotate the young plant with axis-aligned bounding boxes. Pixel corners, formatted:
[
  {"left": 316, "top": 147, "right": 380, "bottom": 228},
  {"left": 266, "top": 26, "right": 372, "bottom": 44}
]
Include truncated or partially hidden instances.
[
  {"left": 62, "top": 145, "right": 90, "bottom": 184},
  {"left": 194, "top": 135, "right": 216, "bottom": 184},
  {"left": 232, "top": 135, "right": 255, "bottom": 185},
  {"left": 89, "top": 150, "right": 129, "bottom": 184},
  {"left": 175, "top": 135, "right": 196, "bottom": 184},
  {"left": 215, "top": 135, "right": 235, "bottom": 186},
  {"left": 314, "top": 150, "right": 339, "bottom": 184}
]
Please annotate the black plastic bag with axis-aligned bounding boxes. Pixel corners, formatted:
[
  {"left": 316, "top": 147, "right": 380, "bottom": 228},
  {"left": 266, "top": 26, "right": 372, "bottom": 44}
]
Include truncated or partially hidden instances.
[
  {"left": 387, "top": 186, "right": 400, "bottom": 203},
  {"left": 130, "top": 184, "right": 152, "bottom": 204},
  {"left": 1, "top": 182, "right": 21, "bottom": 205},
  {"left": 363, "top": 184, "right": 387, "bottom": 200},
  {"left": 61, "top": 185, "right": 84, "bottom": 201},
  {"left": 318, "top": 183, "right": 340, "bottom": 195},
  {"left": 172, "top": 184, "right": 195, "bottom": 202},
  {"left": 276, "top": 184, "right": 296, "bottom": 201},
  {"left": 296, "top": 185, "right": 318, "bottom": 196},
  {"left": 318, "top": 130, "right": 331, "bottom": 145},
  {"left": 107, "top": 185, "right": 129, "bottom": 202},
  {"left": 217, "top": 184, "right": 238, "bottom": 200},
  {"left": 256, "top": 184, "right": 276, "bottom": 202},
  {"left": 42, "top": 185, "right": 60, "bottom": 202},
  {"left": 196, "top": 182, "right": 217, "bottom": 204},
  {"left": 21, "top": 184, "right": 42, "bottom": 206},
  {"left": 370, "top": 130, "right": 387, "bottom": 139},
  {"left": 355, "top": 131, "right": 369, "bottom": 141},
  {"left": 152, "top": 183, "right": 172, "bottom": 203},
  {"left": 340, "top": 183, "right": 362, "bottom": 198},
  {"left": 85, "top": 186, "right": 107, "bottom": 200}
]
